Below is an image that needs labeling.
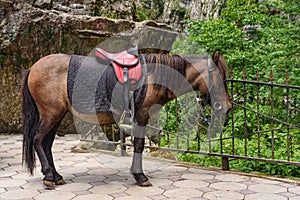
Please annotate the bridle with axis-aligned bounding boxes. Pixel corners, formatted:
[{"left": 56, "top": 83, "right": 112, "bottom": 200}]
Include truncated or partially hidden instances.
[{"left": 198, "top": 58, "right": 224, "bottom": 125}]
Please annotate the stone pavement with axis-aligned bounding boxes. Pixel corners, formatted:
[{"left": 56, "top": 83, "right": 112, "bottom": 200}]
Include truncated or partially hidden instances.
[{"left": 0, "top": 134, "right": 299, "bottom": 200}]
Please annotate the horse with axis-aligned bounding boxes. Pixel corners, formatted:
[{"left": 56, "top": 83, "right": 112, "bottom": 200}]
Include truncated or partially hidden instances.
[{"left": 21, "top": 49, "right": 232, "bottom": 189}]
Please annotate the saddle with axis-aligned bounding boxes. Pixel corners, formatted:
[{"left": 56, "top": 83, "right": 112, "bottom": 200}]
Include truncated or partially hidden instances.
[
  {"left": 95, "top": 46, "right": 143, "bottom": 84},
  {"left": 95, "top": 47, "right": 146, "bottom": 129}
]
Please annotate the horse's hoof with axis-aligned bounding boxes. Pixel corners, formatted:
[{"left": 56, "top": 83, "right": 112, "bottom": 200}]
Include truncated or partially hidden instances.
[
  {"left": 138, "top": 180, "right": 152, "bottom": 187},
  {"left": 43, "top": 180, "right": 55, "bottom": 190},
  {"left": 55, "top": 179, "right": 66, "bottom": 185}
]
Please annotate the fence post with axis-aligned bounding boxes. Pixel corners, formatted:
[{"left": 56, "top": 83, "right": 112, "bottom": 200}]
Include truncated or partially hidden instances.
[{"left": 221, "top": 156, "right": 229, "bottom": 170}]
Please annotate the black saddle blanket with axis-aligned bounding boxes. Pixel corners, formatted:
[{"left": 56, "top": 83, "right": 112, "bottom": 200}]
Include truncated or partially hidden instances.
[{"left": 67, "top": 55, "right": 146, "bottom": 115}]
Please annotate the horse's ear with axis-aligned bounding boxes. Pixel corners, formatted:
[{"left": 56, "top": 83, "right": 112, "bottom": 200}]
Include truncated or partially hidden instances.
[{"left": 212, "top": 50, "right": 220, "bottom": 64}]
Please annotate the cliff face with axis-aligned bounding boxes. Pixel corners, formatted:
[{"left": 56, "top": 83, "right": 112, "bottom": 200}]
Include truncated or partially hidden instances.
[
  {"left": 0, "top": 0, "right": 177, "bottom": 62},
  {"left": 161, "top": 0, "right": 224, "bottom": 30},
  {"left": 0, "top": 0, "right": 178, "bottom": 132},
  {"left": 0, "top": 0, "right": 223, "bottom": 133}
]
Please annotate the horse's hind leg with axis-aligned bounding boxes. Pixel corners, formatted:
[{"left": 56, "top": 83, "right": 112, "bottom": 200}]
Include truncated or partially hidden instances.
[
  {"left": 43, "top": 116, "right": 66, "bottom": 185},
  {"left": 34, "top": 119, "right": 57, "bottom": 189},
  {"left": 34, "top": 112, "right": 66, "bottom": 189}
]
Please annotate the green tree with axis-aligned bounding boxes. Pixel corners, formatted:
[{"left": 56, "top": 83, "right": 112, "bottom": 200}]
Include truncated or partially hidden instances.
[
  {"left": 173, "top": 0, "right": 300, "bottom": 85},
  {"left": 167, "top": 0, "right": 300, "bottom": 177}
]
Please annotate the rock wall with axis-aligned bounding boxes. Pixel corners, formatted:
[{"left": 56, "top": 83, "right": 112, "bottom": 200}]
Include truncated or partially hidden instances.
[
  {"left": 0, "top": 0, "right": 178, "bottom": 133},
  {"left": 161, "top": 0, "right": 224, "bottom": 30}
]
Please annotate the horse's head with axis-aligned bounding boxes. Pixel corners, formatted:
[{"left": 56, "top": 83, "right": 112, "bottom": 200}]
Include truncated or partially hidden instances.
[{"left": 198, "top": 50, "right": 232, "bottom": 115}]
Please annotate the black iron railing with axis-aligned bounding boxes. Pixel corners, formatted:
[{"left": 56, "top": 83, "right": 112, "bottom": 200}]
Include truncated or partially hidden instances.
[{"left": 80, "top": 70, "right": 300, "bottom": 169}]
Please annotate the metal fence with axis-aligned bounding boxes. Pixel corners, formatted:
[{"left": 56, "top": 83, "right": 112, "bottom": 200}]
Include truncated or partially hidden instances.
[
  {"left": 1, "top": 65, "right": 299, "bottom": 169},
  {"left": 80, "top": 70, "right": 300, "bottom": 169}
]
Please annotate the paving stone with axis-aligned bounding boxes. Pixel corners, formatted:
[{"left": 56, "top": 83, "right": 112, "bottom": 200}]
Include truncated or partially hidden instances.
[
  {"left": 203, "top": 190, "right": 244, "bottom": 200},
  {"left": 147, "top": 178, "right": 173, "bottom": 186},
  {"left": 10, "top": 173, "right": 40, "bottom": 180},
  {"left": 34, "top": 191, "right": 75, "bottom": 200},
  {"left": 158, "top": 184, "right": 177, "bottom": 191},
  {"left": 126, "top": 186, "right": 163, "bottom": 197},
  {"left": 59, "top": 167, "right": 90, "bottom": 175},
  {"left": 110, "top": 191, "right": 130, "bottom": 198},
  {"left": 0, "top": 177, "right": 11, "bottom": 182},
  {"left": 72, "top": 190, "right": 91, "bottom": 196},
  {"left": 215, "top": 174, "right": 249, "bottom": 182},
  {"left": 1, "top": 158, "right": 20, "bottom": 165},
  {"left": 55, "top": 182, "right": 93, "bottom": 192},
  {"left": 5, "top": 186, "right": 22, "bottom": 191},
  {"left": 188, "top": 168, "right": 218, "bottom": 175},
  {"left": 114, "top": 196, "right": 151, "bottom": 200},
  {"left": 164, "top": 188, "right": 203, "bottom": 199},
  {"left": 0, "top": 163, "right": 9, "bottom": 169},
  {"left": 168, "top": 177, "right": 186, "bottom": 182},
  {"left": 62, "top": 156, "right": 88, "bottom": 162},
  {"left": 189, "top": 197, "right": 209, "bottom": 200},
  {"left": 3, "top": 165, "right": 23, "bottom": 172},
  {"left": 73, "top": 161, "right": 102, "bottom": 169},
  {"left": 0, "top": 134, "right": 298, "bottom": 200},
  {"left": 277, "top": 191, "right": 298, "bottom": 198},
  {"left": 0, "top": 179, "right": 27, "bottom": 188},
  {"left": 163, "top": 165, "right": 189, "bottom": 173},
  {"left": 181, "top": 173, "right": 215, "bottom": 180},
  {"left": 245, "top": 193, "right": 287, "bottom": 200},
  {"left": 237, "top": 189, "right": 256, "bottom": 195},
  {"left": 104, "top": 174, "right": 132, "bottom": 184},
  {"left": 55, "top": 160, "right": 76, "bottom": 167},
  {"left": 0, "top": 171, "right": 17, "bottom": 177},
  {"left": 202, "top": 179, "right": 221, "bottom": 184},
  {"left": 88, "top": 168, "right": 119, "bottom": 176},
  {"left": 143, "top": 160, "right": 170, "bottom": 172},
  {"left": 250, "top": 177, "right": 283, "bottom": 184},
  {"left": 72, "top": 194, "right": 113, "bottom": 200},
  {"left": 248, "top": 183, "right": 286, "bottom": 193},
  {"left": 196, "top": 187, "right": 216, "bottom": 193},
  {"left": 22, "top": 181, "right": 45, "bottom": 190},
  {"left": 290, "top": 197, "right": 300, "bottom": 200},
  {"left": 2, "top": 151, "right": 19, "bottom": 157},
  {"left": 150, "top": 170, "right": 182, "bottom": 179},
  {"left": 210, "top": 182, "right": 247, "bottom": 191},
  {"left": 173, "top": 179, "right": 209, "bottom": 189},
  {"left": 289, "top": 186, "right": 300, "bottom": 195},
  {"left": 0, "top": 189, "right": 39, "bottom": 199},
  {"left": 89, "top": 184, "right": 127, "bottom": 194},
  {"left": 239, "top": 179, "right": 258, "bottom": 185},
  {"left": 72, "top": 175, "right": 106, "bottom": 183},
  {"left": 147, "top": 194, "right": 168, "bottom": 200}
]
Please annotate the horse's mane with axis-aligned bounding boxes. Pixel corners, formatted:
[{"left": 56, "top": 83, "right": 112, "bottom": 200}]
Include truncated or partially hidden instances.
[
  {"left": 141, "top": 53, "right": 228, "bottom": 93},
  {"left": 142, "top": 54, "right": 188, "bottom": 91},
  {"left": 217, "top": 55, "right": 228, "bottom": 81},
  {"left": 142, "top": 54, "right": 187, "bottom": 75}
]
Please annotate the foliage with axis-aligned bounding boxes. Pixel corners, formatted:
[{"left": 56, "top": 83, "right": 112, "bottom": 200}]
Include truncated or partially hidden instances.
[
  {"left": 136, "top": 0, "right": 165, "bottom": 21},
  {"left": 160, "top": 0, "right": 300, "bottom": 178},
  {"left": 175, "top": 0, "right": 300, "bottom": 85}
]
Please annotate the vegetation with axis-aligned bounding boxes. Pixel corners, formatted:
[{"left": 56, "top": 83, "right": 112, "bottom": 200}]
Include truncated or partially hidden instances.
[
  {"left": 161, "top": 0, "right": 300, "bottom": 178},
  {"left": 135, "top": 0, "right": 165, "bottom": 21}
]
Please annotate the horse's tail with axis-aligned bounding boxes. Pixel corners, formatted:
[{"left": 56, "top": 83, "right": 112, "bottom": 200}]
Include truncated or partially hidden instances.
[{"left": 22, "top": 70, "right": 39, "bottom": 175}]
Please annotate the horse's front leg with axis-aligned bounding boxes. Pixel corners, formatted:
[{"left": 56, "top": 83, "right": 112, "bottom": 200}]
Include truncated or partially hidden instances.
[{"left": 130, "top": 125, "right": 152, "bottom": 186}]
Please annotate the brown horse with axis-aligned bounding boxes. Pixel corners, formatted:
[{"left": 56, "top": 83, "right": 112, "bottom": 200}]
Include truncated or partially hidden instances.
[{"left": 22, "top": 50, "right": 232, "bottom": 189}]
